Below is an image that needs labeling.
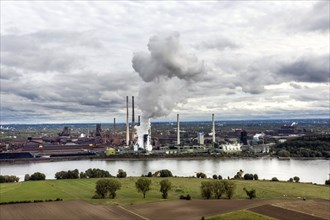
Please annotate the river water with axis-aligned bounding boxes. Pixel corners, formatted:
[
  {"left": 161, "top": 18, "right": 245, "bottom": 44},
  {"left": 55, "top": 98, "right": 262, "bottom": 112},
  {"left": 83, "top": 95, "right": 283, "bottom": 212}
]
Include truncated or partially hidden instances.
[{"left": 1, "top": 158, "right": 329, "bottom": 184}]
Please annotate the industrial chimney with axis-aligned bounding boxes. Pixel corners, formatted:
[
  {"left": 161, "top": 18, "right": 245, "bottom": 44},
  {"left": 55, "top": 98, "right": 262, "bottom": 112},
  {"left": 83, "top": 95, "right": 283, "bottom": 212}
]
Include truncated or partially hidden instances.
[
  {"left": 138, "top": 115, "right": 140, "bottom": 126},
  {"left": 126, "top": 96, "right": 130, "bottom": 146},
  {"left": 177, "top": 114, "right": 180, "bottom": 145},
  {"left": 113, "top": 117, "right": 116, "bottom": 133},
  {"left": 212, "top": 113, "right": 215, "bottom": 143},
  {"left": 131, "top": 96, "right": 135, "bottom": 141}
]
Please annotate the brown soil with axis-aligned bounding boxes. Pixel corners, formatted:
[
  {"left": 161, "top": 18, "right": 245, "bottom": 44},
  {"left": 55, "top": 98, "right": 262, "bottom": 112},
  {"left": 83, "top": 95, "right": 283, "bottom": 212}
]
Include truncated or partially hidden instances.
[
  {"left": 250, "top": 204, "right": 327, "bottom": 220},
  {"left": 0, "top": 200, "right": 143, "bottom": 220},
  {"left": 272, "top": 200, "right": 330, "bottom": 219},
  {"left": 127, "top": 199, "right": 267, "bottom": 220}
]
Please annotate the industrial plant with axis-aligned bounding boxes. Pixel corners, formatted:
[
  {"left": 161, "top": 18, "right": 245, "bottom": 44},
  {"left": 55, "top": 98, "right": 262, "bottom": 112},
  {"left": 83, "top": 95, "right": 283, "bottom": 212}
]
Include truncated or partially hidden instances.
[{"left": 0, "top": 95, "right": 319, "bottom": 161}]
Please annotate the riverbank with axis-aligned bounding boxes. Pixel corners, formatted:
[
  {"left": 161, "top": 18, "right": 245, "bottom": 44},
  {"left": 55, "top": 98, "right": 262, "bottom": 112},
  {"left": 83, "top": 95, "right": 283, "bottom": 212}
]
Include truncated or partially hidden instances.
[{"left": 0, "top": 153, "right": 328, "bottom": 164}]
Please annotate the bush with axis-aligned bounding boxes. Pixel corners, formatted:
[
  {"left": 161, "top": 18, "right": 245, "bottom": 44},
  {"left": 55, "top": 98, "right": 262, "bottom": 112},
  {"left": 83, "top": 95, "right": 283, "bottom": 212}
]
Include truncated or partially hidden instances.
[
  {"left": 243, "top": 187, "right": 256, "bottom": 199},
  {"left": 253, "top": 174, "right": 258, "bottom": 180},
  {"left": 212, "top": 180, "right": 225, "bottom": 199},
  {"left": 116, "top": 169, "right": 127, "bottom": 178},
  {"left": 24, "top": 174, "right": 30, "bottom": 181},
  {"left": 271, "top": 177, "right": 279, "bottom": 181},
  {"left": 30, "top": 172, "right": 46, "bottom": 181},
  {"left": 55, "top": 170, "right": 79, "bottom": 180},
  {"left": 147, "top": 172, "right": 153, "bottom": 177},
  {"left": 84, "top": 168, "right": 111, "bottom": 178},
  {"left": 200, "top": 181, "right": 213, "bottom": 199},
  {"left": 159, "top": 169, "right": 173, "bottom": 177},
  {"left": 243, "top": 173, "right": 254, "bottom": 180},
  {"left": 233, "top": 170, "right": 244, "bottom": 179},
  {"left": 135, "top": 178, "right": 152, "bottom": 198},
  {"left": 196, "top": 172, "right": 207, "bottom": 178},
  {"left": 218, "top": 175, "right": 223, "bottom": 180},
  {"left": 325, "top": 180, "right": 330, "bottom": 185},
  {"left": 288, "top": 178, "right": 294, "bottom": 182},
  {"left": 223, "top": 180, "right": 236, "bottom": 199},
  {"left": 212, "top": 174, "right": 218, "bottom": 179},
  {"left": 159, "top": 179, "right": 172, "bottom": 199},
  {"left": 179, "top": 194, "right": 191, "bottom": 200},
  {"left": 80, "top": 172, "right": 87, "bottom": 179},
  {"left": 293, "top": 176, "right": 300, "bottom": 183}
]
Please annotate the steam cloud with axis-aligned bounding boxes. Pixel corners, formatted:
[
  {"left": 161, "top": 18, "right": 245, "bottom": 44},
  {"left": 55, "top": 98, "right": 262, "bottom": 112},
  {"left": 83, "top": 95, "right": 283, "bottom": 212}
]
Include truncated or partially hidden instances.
[{"left": 132, "top": 32, "right": 205, "bottom": 150}]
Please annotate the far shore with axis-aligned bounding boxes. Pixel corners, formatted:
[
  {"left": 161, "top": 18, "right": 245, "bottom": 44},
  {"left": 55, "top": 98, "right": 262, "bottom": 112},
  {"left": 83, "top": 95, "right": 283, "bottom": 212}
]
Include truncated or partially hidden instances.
[{"left": 0, "top": 154, "right": 328, "bottom": 164}]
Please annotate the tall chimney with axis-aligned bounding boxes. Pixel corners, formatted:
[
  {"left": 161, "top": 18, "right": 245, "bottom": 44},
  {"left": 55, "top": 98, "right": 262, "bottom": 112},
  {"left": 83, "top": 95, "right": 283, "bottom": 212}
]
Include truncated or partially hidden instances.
[
  {"left": 131, "top": 96, "right": 135, "bottom": 141},
  {"left": 113, "top": 117, "right": 116, "bottom": 133},
  {"left": 212, "top": 113, "right": 215, "bottom": 143},
  {"left": 138, "top": 115, "right": 140, "bottom": 126},
  {"left": 177, "top": 114, "right": 180, "bottom": 145},
  {"left": 126, "top": 96, "right": 130, "bottom": 146}
]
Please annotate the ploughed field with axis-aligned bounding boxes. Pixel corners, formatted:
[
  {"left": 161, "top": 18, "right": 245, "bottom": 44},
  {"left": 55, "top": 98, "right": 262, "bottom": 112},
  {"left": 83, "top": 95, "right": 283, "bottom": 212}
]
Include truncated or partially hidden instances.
[{"left": 1, "top": 178, "right": 329, "bottom": 220}]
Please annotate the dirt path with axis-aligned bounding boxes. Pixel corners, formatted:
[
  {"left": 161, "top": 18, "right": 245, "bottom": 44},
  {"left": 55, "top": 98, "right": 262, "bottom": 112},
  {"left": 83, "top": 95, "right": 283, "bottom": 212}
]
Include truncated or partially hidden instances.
[{"left": 250, "top": 204, "right": 327, "bottom": 220}]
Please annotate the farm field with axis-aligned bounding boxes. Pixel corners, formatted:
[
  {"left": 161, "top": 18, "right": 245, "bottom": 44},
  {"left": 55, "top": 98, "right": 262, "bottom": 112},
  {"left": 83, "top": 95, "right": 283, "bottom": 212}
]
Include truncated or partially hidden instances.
[{"left": 1, "top": 177, "right": 329, "bottom": 205}]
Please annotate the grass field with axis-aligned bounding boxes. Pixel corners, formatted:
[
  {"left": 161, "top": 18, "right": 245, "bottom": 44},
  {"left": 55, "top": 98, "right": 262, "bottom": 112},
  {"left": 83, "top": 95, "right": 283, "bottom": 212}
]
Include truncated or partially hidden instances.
[
  {"left": 206, "top": 210, "right": 275, "bottom": 220},
  {"left": 0, "top": 178, "right": 329, "bottom": 205}
]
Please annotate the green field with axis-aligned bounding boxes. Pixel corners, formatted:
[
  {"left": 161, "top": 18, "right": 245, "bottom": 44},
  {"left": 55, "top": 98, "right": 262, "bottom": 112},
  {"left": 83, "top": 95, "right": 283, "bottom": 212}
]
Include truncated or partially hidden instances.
[{"left": 0, "top": 178, "right": 329, "bottom": 205}]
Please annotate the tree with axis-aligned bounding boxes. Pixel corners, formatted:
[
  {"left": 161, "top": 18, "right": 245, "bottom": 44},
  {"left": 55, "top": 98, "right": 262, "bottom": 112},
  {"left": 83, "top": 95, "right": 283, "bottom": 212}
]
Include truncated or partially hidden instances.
[
  {"left": 271, "top": 177, "right": 279, "bottom": 181},
  {"left": 95, "top": 179, "right": 109, "bottom": 199},
  {"left": 212, "top": 175, "right": 218, "bottom": 179},
  {"left": 288, "top": 178, "right": 293, "bottom": 182},
  {"left": 243, "top": 187, "right": 256, "bottom": 199},
  {"left": 293, "top": 176, "right": 300, "bottom": 183},
  {"left": 24, "top": 174, "right": 30, "bottom": 181},
  {"left": 212, "top": 180, "right": 225, "bottom": 199},
  {"left": 233, "top": 170, "right": 244, "bottom": 179},
  {"left": 253, "top": 174, "right": 258, "bottom": 180},
  {"left": 95, "top": 179, "right": 121, "bottom": 199},
  {"left": 147, "top": 172, "right": 153, "bottom": 177},
  {"left": 200, "top": 181, "right": 213, "bottom": 199},
  {"left": 325, "top": 180, "right": 330, "bottom": 185},
  {"left": 218, "top": 175, "right": 223, "bottom": 180},
  {"left": 135, "top": 178, "right": 151, "bottom": 198},
  {"left": 159, "top": 169, "right": 173, "bottom": 177},
  {"left": 30, "top": 172, "right": 46, "bottom": 181},
  {"left": 116, "top": 169, "right": 127, "bottom": 178},
  {"left": 223, "top": 180, "right": 236, "bottom": 199},
  {"left": 243, "top": 173, "right": 254, "bottom": 180},
  {"left": 196, "top": 172, "right": 207, "bottom": 178},
  {"left": 107, "top": 179, "right": 122, "bottom": 198},
  {"left": 159, "top": 179, "right": 172, "bottom": 199}
]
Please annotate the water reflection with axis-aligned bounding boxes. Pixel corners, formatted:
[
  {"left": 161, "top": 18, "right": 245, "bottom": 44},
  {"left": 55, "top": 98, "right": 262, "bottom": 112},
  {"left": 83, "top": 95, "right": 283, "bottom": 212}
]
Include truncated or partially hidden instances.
[{"left": 0, "top": 158, "right": 329, "bottom": 184}]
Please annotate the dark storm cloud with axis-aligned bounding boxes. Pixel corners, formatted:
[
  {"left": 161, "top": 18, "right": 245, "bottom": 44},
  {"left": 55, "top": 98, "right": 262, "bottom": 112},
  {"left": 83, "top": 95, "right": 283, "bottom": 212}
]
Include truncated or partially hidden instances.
[{"left": 278, "top": 55, "right": 329, "bottom": 83}]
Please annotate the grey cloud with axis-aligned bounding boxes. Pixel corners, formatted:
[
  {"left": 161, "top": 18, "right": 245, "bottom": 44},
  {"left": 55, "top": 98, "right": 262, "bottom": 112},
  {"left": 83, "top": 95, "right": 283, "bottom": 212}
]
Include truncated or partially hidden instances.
[
  {"left": 1, "top": 30, "right": 103, "bottom": 72},
  {"left": 278, "top": 55, "right": 329, "bottom": 83},
  {"left": 0, "top": 66, "right": 22, "bottom": 80},
  {"left": 289, "top": 82, "right": 302, "bottom": 89},
  {"left": 199, "top": 37, "right": 240, "bottom": 50}
]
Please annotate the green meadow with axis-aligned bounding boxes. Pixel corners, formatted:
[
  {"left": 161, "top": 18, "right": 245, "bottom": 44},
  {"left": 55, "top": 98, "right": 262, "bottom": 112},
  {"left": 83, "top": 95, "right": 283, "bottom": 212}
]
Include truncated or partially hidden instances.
[{"left": 0, "top": 178, "right": 329, "bottom": 205}]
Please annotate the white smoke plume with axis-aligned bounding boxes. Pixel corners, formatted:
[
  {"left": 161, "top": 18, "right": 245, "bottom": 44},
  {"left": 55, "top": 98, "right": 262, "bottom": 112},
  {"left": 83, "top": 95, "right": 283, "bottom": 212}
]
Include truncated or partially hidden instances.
[{"left": 132, "top": 32, "right": 205, "bottom": 150}]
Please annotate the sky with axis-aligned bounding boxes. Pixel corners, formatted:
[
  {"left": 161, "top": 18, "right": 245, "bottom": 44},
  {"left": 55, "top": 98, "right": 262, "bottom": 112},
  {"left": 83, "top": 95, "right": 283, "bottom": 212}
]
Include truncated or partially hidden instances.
[{"left": 0, "top": 1, "right": 329, "bottom": 124}]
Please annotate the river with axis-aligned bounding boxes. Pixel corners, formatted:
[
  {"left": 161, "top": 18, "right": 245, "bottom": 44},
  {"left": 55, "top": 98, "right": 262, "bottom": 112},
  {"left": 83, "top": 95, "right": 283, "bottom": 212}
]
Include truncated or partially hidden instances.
[{"left": 0, "top": 158, "right": 329, "bottom": 184}]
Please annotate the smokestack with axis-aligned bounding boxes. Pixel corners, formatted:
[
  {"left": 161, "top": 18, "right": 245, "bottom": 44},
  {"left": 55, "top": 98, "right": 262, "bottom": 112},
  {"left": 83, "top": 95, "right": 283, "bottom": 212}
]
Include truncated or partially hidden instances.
[
  {"left": 177, "top": 114, "right": 180, "bottom": 145},
  {"left": 131, "top": 96, "right": 135, "bottom": 141},
  {"left": 138, "top": 115, "right": 140, "bottom": 126},
  {"left": 113, "top": 117, "right": 116, "bottom": 133},
  {"left": 126, "top": 96, "right": 130, "bottom": 146},
  {"left": 212, "top": 113, "right": 215, "bottom": 143}
]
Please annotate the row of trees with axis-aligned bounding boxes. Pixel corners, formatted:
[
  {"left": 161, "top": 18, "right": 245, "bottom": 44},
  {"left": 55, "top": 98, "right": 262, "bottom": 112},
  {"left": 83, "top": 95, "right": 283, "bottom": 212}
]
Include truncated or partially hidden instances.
[
  {"left": 24, "top": 172, "right": 46, "bottom": 181},
  {"left": 274, "top": 134, "right": 330, "bottom": 158},
  {"left": 94, "top": 177, "right": 172, "bottom": 199},
  {"left": 0, "top": 175, "right": 19, "bottom": 183},
  {"left": 200, "top": 180, "right": 236, "bottom": 199}
]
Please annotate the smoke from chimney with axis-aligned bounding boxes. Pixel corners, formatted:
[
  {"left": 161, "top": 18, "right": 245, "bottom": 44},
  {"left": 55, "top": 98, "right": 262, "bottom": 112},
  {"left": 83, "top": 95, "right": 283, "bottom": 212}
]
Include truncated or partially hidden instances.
[{"left": 132, "top": 32, "right": 205, "bottom": 150}]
